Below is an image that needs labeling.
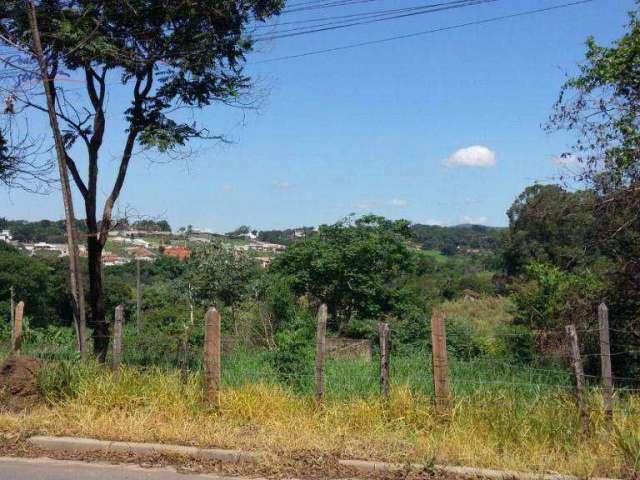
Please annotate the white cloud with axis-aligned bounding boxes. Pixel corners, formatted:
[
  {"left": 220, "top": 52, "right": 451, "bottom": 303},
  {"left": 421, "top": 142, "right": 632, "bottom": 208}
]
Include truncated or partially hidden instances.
[
  {"left": 388, "top": 198, "right": 408, "bottom": 207},
  {"left": 222, "top": 184, "right": 233, "bottom": 192},
  {"left": 461, "top": 215, "right": 489, "bottom": 225},
  {"left": 444, "top": 145, "right": 496, "bottom": 168},
  {"left": 272, "top": 180, "right": 293, "bottom": 190}
]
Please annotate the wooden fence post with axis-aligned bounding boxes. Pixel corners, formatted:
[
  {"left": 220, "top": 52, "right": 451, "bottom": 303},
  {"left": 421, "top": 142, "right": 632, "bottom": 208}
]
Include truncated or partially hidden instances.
[
  {"left": 315, "top": 303, "right": 328, "bottom": 407},
  {"left": 203, "top": 307, "right": 221, "bottom": 408},
  {"left": 431, "top": 311, "right": 450, "bottom": 413},
  {"left": 9, "top": 286, "right": 15, "bottom": 331},
  {"left": 136, "top": 259, "right": 142, "bottom": 333},
  {"left": 566, "top": 324, "right": 589, "bottom": 432},
  {"left": 10, "top": 301, "right": 24, "bottom": 354},
  {"left": 598, "top": 303, "right": 614, "bottom": 421},
  {"left": 112, "top": 305, "right": 124, "bottom": 378},
  {"left": 379, "top": 322, "right": 390, "bottom": 399}
]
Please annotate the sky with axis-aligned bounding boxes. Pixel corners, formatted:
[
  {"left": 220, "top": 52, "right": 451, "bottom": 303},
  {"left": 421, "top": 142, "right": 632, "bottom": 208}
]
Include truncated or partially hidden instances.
[{"left": 1, "top": 0, "right": 636, "bottom": 232}]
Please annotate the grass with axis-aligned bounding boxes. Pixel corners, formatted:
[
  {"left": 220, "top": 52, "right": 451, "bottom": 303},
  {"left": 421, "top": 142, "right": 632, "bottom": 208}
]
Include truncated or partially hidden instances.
[
  {"left": 1, "top": 295, "right": 638, "bottom": 478},
  {"left": 1, "top": 343, "right": 639, "bottom": 477},
  {"left": 0, "top": 362, "right": 638, "bottom": 478}
]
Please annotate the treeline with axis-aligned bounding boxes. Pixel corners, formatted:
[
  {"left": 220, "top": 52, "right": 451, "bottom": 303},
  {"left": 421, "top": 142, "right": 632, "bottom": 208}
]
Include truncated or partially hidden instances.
[
  {"left": 1, "top": 218, "right": 88, "bottom": 243},
  {"left": 0, "top": 217, "right": 171, "bottom": 243},
  {"left": 256, "top": 223, "right": 504, "bottom": 254},
  {"left": 410, "top": 224, "right": 503, "bottom": 255}
]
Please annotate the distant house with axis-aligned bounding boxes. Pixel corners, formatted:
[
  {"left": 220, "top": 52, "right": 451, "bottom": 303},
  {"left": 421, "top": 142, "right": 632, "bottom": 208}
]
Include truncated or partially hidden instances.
[
  {"left": 0, "top": 229, "right": 11, "bottom": 242},
  {"left": 246, "top": 242, "right": 286, "bottom": 254},
  {"left": 26, "top": 242, "right": 69, "bottom": 257},
  {"left": 132, "top": 247, "right": 155, "bottom": 261},
  {"left": 240, "top": 231, "right": 258, "bottom": 240},
  {"left": 131, "top": 238, "right": 152, "bottom": 248},
  {"left": 164, "top": 246, "right": 191, "bottom": 261},
  {"left": 102, "top": 254, "right": 130, "bottom": 266}
]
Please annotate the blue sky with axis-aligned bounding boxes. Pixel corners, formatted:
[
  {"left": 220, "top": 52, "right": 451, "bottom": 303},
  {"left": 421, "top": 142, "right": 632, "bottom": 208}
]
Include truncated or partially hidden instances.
[{"left": 1, "top": 0, "right": 636, "bottom": 232}]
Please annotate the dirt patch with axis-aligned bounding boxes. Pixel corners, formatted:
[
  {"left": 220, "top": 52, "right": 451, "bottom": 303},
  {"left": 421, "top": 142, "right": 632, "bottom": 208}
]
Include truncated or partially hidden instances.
[{"left": 0, "top": 355, "right": 42, "bottom": 411}]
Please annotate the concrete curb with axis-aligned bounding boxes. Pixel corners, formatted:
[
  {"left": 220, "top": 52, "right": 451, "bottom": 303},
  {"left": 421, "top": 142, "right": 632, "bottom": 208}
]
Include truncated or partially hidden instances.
[
  {"left": 27, "top": 436, "right": 259, "bottom": 464},
  {"left": 338, "top": 459, "right": 619, "bottom": 480},
  {"left": 27, "top": 437, "right": 620, "bottom": 480}
]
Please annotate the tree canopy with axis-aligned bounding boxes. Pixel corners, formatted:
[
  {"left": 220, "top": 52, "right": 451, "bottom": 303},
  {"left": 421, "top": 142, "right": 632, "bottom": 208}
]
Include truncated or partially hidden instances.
[
  {"left": 0, "top": 0, "right": 284, "bottom": 359},
  {"left": 270, "top": 215, "right": 416, "bottom": 329}
]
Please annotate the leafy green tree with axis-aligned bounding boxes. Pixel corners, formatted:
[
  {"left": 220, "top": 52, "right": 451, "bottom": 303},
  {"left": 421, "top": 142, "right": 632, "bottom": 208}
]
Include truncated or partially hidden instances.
[
  {"left": 0, "top": 245, "right": 56, "bottom": 327},
  {"left": 189, "top": 244, "right": 259, "bottom": 335},
  {"left": 548, "top": 5, "right": 640, "bottom": 376},
  {"left": 270, "top": 215, "right": 416, "bottom": 330},
  {"left": 503, "top": 184, "right": 596, "bottom": 275},
  {"left": 0, "top": 0, "right": 284, "bottom": 360}
]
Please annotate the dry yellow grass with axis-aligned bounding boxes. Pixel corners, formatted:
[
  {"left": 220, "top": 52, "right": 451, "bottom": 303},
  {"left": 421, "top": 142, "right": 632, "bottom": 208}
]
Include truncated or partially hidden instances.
[{"left": 1, "top": 365, "right": 638, "bottom": 478}]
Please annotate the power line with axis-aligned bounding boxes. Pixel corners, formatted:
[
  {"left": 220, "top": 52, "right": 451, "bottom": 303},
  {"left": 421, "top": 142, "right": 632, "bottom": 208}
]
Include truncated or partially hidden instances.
[
  {"left": 253, "top": 0, "right": 496, "bottom": 41},
  {"left": 256, "top": 0, "right": 479, "bottom": 28},
  {"left": 255, "top": 0, "right": 596, "bottom": 63},
  {"left": 283, "top": 0, "right": 384, "bottom": 14}
]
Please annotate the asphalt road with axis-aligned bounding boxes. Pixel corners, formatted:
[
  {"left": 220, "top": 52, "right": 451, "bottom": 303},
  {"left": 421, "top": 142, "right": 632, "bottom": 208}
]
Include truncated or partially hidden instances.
[{"left": 0, "top": 457, "right": 239, "bottom": 480}]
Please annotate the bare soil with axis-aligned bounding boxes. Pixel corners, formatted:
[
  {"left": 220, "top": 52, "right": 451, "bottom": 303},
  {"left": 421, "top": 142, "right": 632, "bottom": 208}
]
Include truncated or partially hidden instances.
[{"left": 0, "top": 355, "right": 42, "bottom": 411}]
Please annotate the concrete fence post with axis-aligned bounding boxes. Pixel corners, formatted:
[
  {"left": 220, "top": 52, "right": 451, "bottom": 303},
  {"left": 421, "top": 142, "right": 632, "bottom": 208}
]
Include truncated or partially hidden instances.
[
  {"left": 566, "top": 324, "right": 589, "bottom": 432},
  {"left": 431, "top": 311, "right": 450, "bottom": 413},
  {"left": 315, "top": 303, "right": 328, "bottom": 406},
  {"left": 203, "top": 307, "right": 221, "bottom": 408},
  {"left": 10, "top": 301, "right": 24, "bottom": 354},
  {"left": 112, "top": 305, "right": 124, "bottom": 379},
  {"left": 598, "top": 303, "right": 613, "bottom": 421},
  {"left": 379, "top": 322, "right": 390, "bottom": 398}
]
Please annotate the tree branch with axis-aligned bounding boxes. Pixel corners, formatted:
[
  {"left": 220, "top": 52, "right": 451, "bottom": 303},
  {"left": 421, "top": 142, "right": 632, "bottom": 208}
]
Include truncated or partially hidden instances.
[{"left": 99, "top": 66, "right": 153, "bottom": 245}]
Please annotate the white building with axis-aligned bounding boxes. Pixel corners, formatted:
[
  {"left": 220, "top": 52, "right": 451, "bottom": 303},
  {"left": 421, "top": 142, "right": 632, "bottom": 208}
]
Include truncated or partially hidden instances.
[{"left": 0, "top": 230, "right": 11, "bottom": 242}]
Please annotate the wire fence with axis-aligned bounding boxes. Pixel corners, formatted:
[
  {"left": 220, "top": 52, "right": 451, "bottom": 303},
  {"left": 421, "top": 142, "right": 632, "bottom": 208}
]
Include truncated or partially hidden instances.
[{"left": 4, "top": 300, "right": 640, "bottom": 422}]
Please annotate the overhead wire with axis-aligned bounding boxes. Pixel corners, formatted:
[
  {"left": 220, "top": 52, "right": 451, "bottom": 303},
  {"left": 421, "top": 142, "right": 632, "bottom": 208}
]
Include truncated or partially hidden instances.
[
  {"left": 255, "top": 0, "right": 596, "bottom": 63},
  {"left": 253, "top": 0, "right": 496, "bottom": 41},
  {"left": 254, "top": 0, "right": 484, "bottom": 29}
]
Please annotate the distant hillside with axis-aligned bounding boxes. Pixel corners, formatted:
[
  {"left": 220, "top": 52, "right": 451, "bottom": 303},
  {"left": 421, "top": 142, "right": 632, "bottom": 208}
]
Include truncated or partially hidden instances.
[
  {"left": 258, "top": 222, "right": 505, "bottom": 255},
  {"left": 2, "top": 217, "right": 504, "bottom": 255},
  {"left": 0, "top": 218, "right": 88, "bottom": 243},
  {"left": 410, "top": 223, "right": 504, "bottom": 255},
  {"left": 257, "top": 227, "right": 315, "bottom": 245}
]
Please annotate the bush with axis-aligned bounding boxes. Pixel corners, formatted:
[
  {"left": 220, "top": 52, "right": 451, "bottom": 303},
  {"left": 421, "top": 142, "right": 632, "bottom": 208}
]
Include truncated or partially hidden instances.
[{"left": 268, "top": 310, "right": 315, "bottom": 390}]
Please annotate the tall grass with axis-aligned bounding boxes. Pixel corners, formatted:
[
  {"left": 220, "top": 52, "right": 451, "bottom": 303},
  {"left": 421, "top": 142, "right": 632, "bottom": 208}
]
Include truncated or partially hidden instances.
[
  {"left": 0, "top": 361, "right": 638, "bottom": 477},
  {"left": 2, "top": 321, "right": 639, "bottom": 476}
]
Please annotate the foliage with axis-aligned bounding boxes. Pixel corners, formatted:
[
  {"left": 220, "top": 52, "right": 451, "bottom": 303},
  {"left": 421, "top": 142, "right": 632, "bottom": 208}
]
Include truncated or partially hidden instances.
[
  {"left": 257, "top": 226, "right": 316, "bottom": 245},
  {"left": 131, "top": 219, "right": 171, "bottom": 232},
  {"left": 440, "top": 296, "right": 536, "bottom": 362},
  {"left": 512, "top": 262, "right": 605, "bottom": 330},
  {"left": 0, "top": 247, "right": 57, "bottom": 327},
  {"left": 189, "top": 244, "right": 259, "bottom": 311},
  {"left": 538, "top": 7, "right": 640, "bottom": 377},
  {"left": 270, "top": 215, "right": 416, "bottom": 330},
  {"left": 268, "top": 310, "right": 315, "bottom": 390},
  {"left": 3, "top": 218, "right": 87, "bottom": 244},
  {"left": 503, "top": 184, "right": 596, "bottom": 275},
  {"left": 410, "top": 223, "right": 503, "bottom": 255}
]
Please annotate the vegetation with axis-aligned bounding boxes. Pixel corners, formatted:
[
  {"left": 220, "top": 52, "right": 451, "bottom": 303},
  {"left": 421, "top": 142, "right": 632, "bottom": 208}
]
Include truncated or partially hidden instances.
[
  {"left": 0, "top": 0, "right": 286, "bottom": 360},
  {"left": 2, "top": 4, "right": 640, "bottom": 478}
]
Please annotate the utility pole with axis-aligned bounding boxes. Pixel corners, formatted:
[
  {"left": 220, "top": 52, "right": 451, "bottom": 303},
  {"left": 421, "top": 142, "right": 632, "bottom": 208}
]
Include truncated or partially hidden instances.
[{"left": 27, "top": 1, "right": 87, "bottom": 358}]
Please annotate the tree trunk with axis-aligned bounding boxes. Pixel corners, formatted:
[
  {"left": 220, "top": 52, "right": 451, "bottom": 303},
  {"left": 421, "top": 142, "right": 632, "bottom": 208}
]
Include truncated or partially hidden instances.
[
  {"left": 27, "top": 2, "right": 87, "bottom": 359},
  {"left": 87, "top": 233, "right": 109, "bottom": 361}
]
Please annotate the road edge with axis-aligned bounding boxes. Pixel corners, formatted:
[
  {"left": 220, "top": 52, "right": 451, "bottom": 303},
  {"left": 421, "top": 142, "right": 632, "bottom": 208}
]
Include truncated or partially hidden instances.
[{"left": 27, "top": 436, "right": 621, "bottom": 480}]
